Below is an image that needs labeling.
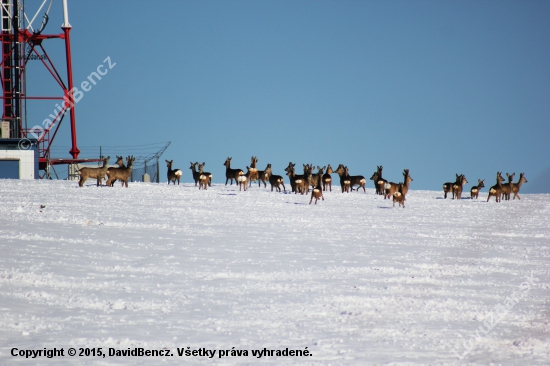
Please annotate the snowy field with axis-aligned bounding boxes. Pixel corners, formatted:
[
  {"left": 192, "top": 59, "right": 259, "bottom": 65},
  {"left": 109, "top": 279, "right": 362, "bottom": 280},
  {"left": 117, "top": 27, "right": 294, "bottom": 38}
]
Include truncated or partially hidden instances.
[{"left": 1, "top": 179, "right": 549, "bottom": 365}]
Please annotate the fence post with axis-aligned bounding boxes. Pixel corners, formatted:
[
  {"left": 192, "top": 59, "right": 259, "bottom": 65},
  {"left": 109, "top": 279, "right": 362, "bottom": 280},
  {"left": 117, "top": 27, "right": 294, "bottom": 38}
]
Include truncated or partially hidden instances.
[{"left": 156, "top": 157, "right": 160, "bottom": 183}]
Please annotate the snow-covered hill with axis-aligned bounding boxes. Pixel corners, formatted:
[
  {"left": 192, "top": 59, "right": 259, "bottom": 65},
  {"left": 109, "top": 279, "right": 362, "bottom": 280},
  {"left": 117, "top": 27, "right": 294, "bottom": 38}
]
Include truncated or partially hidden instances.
[{"left": 1, "top": 179, "right": 549, "bottom": 365}]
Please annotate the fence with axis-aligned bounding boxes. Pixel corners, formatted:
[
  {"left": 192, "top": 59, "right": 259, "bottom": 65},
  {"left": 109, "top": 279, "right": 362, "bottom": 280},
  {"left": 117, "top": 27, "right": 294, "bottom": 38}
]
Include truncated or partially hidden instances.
[{"left": 45, "top": 142, "right": 170, "bottom": 182}]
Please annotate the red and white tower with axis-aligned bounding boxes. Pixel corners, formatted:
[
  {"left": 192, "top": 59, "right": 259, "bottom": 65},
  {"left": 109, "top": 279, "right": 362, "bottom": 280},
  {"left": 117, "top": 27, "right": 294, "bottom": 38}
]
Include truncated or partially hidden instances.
[{"left": 1, "top": 0, "right": 84, "bottom": 176}]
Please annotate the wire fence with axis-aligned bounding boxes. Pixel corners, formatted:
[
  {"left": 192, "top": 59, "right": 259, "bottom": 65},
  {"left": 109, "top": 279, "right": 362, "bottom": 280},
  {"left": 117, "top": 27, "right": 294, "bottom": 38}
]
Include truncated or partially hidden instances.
[
  {"left": 47, "top": 142, "right": 169, "bottom": 182},
  {"left": 49, "top": 158, "right": 161, "bottom": 183}
]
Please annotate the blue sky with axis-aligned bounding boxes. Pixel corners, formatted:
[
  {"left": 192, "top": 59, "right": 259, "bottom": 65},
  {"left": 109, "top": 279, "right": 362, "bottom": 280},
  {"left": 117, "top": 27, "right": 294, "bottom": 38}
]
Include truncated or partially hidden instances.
[{"left": 25, "top": 0, "right": 550, "bottom": 191}]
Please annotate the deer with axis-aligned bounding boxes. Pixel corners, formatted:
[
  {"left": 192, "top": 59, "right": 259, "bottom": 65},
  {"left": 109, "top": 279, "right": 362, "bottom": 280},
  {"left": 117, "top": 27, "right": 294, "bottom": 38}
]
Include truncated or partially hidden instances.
[
  {"left": 510, "top": 173, "right": 528, "bottom": 200},
  {"left": 309, "top": 170, "right": 324, "bottom": 204},
  {"left": 487, "top": 172, "right": 506, "bottom": 203},
  {"left": 470, "top": 179, "right": 485, "bottom": 199},
  {"left": 295, "top": 164, "right": 313, "bottom": 195},
  {"left": 166, "top": 160, "right": 183, "bottom": 185},
  {"left": 264, "top": 163, "right": 284, "bottom": 192},
  {"left": 247, "top": 156, "right": 259, "bottom": 187},
  {"left": 190, "top": 162, "right": 201, "bottom": 186},
  {"left": 342, "top": 167, "right": 352, "bottom": 193},
  {"left": 198, "top": 172, "right": 209, "bottom": 190},
  {"left": 443, "top": 174, "right": 461, "bottom": 199},
  {"left": 284, "top": 162, "right": 297, "bottom": 193},
  {"left": 309, "top": 166, "right": 325, "bottom": 190},
  {"left": 78, "top": 156, "right": 110, "bottom": 187},
  {"left": 393, "top": 183, "right": 406, "bottom": 208},
  {"left": 224, "top": 157, "right": 244, "bottom": 186},
  {"left": 238, "top": 168, "right": 250, "bottom": 191},
  {"left": 385, "top": 169, "right": 413, "bottom": 199},
  {"left": 107, "top": 155, "right": 125, "bottom": 187},
  {"left": 284, "top": 163, "right": 311, "bottom": 194},
  {"left": 334, "top": 164, "right": 366, "bottom": 193},
  {"left": 501, "top": 173, "right": 515, "bottom": 201},
  {"left": 256, "top": 163, "right": 270, "bottom": 188},
  {"left": 452, "top": 174, "right": 468, "bottom": 200},
  {"left": 269, "top": 174, "right": 286, "bottom": 192},
  {"left": 198, "top": 162, "right": 212, "bottom": 187},
  {"left": 373, "top": 165, "right": 387, "bottom": 195},
  {"left": 106, "top": 156, "right": 135, "bottom": 188},
  {"left": 322, "top": 164, "right": 334, "bottom": 192}
]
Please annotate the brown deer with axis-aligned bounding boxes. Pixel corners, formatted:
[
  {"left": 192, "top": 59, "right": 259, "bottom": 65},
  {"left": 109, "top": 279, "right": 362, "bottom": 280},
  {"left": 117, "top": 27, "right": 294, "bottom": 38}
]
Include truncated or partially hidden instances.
[
  {"left": 295, "top": 164, "right": 313, "bottom": 195},
  {"left": 334, "top": 164, "right": 366, "bottom": 193},
  {"left": 108, "top": 156, "right": 125, "bottom": 187},
  {"left": 78, "top": 156, "right": 110, "bottom": 187},
  {"left": 470, "top": 179, "right": 485, "bottom": 199},
  {"left": 342, "top": 167, "right": 352, "bottom": 193},
  {"left": 166, "top": 160, "right": 183, "bottom": 185},
  {"left": 322, "top": 164, "right": 334, "bottom": 191},
  {"left": 452, "top": 174, "right": 468, "bottom": 200},
  {"left": 284, "top": 163, "right": 311, "bottom": 194},
  {"left": 510, "top": 173, "right": 528, "bottom": 200},
  {"left": 501, "top": 173, "right": 515, "bottom": 200},
  {"left": 309, "top": 166, "right": 325, "bottom": 190},
  {"left": 393, "top": 183, "right": 406, "bottom": 208},
  {"left": 256, "top": 163, "right": 270, "bottom": 188},
  {"left": 247, "top": 156, "right": 259, "bottom": 187},
  {"left": 199, "top": 172, "right": 209, "bottom": 190},
  {"left": 385, "top": 169, "right": 413, "bottom": 199},
  {"left": 198, "top": 162, "right": 212, "bottom": 187},
  {"left": 373, "top": 165, "right": 387, "bottom": 195},
  {"left": 309, "top": 170, "right": 324, "bottom": 204},
  {"left": 487, "top": 172, "right": 506, "bottom": 202},
  {"left": 284, "top": 162, "right": 297, "bottom": 193},
  {"left": 190, "top": 162, "right": 200, "bottom": 186},
  {"left": 264, "top": 164, "right": 284, "bottom": 192},
  {"left": 224, "top": 157, "right": 244, "bottom": 186},
  {"left": 238, "top": 168, "right": 250, "bottom": 191},
  {"left": 106, "top": 156, "right": 135, "bottom": 188},
  {"left": 443, "top": 174, "right": 461, "bottom": 199}
]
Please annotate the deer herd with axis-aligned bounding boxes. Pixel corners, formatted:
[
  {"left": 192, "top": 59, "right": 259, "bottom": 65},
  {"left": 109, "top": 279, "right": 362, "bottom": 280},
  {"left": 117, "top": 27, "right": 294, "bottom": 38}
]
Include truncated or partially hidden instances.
[
  {"left": 442, "top": 171, "right": 528, "bottom": 202},
  {"left": 77, "top": 155, "right": 528, "bottom": 207},
  {"left": 77, "top": 155, "right": 136, "bottom": 188}
]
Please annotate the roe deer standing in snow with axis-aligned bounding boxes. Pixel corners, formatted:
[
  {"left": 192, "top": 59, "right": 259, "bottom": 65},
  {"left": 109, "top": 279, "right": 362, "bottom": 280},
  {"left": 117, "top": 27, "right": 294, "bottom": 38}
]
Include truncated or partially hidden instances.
[
  {"left": 452, "top": 174, "right": 468, "bottom": 200},
  {"left": 470, "top": 179, "right": 485, "bottom": 199},
  {"left": 487, "top": 172, "right": 506, "bottom": 203},
  {"left": 107, "top": 155, "right": 125, "bottom": 187},
  {"left": 309, "top": 170, "right": 324, "bottom": 204},
  {"left": 372, "top": 165, "right": 387, "bottom": 196},
  {"left": 443, "top": 174, "right": 461, "bottom": 199},
  {"left": 198, "top": 162, "right": 212, "bottom": 187},
  {"left": 106, "top": 156, "right": 135, "bottom": 188},
  {"left": 501, "top": 173, "right": 515, "bottom": 201},
  {"left": 393, "top": 183, "right": 406, "bottom": 208},
  {"left": 166, "top": 160, "right": 183, "bottom": 185},
  {"left": 247, "top": 156, "right": 259, "bottom": 187},
  {"left": 265, "top": 164, "right": 285, "bottom": 192},
  {"left": 310, "top": 166, "right": 325, "bottom": 190},
  {"left": 322, "top": 164, "right": 334, "bottom": 192},
  {"left": 385, "top": 169, "right": 413, "bottom": 199},
  {"left": 256, "top": 163, "right": 270, "bottom": 188},
  {"left": 190, "top": 162, "right": 200, "bottom": 186},
  {"left": 511, "top": 173, "right": 528, "bottom": 200},
  {"left": 224, "top": 157, "right": 244, "bottom": 186},
  {"left": 78, "top": 156, "right": 110, "bottom": 187}
]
